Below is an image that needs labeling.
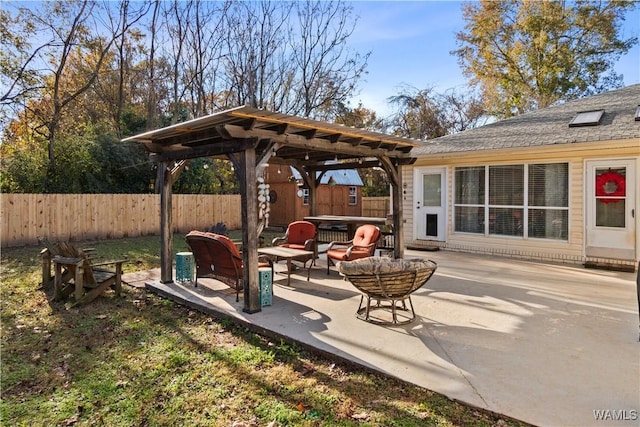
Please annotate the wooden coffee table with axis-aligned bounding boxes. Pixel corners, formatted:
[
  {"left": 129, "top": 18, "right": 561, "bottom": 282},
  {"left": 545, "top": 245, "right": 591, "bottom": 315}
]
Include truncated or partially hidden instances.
[{"left": 257, "top": 247, "right": 314, "bottom": 286}]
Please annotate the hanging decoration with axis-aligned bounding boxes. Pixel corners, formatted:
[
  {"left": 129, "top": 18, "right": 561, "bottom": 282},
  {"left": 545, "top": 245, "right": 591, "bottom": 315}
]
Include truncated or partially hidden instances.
[
  {"left": 257, "top": 176, "right": 271, "bottom": 234},
  {"left": 595, "top": 170, "right": 625, "bottom": 203}
]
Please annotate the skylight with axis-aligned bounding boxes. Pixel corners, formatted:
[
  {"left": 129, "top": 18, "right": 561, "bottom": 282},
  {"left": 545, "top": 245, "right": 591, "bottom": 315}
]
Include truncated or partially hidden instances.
[{"left": 569, "top": 110, "right": 604, "bottom": 127}]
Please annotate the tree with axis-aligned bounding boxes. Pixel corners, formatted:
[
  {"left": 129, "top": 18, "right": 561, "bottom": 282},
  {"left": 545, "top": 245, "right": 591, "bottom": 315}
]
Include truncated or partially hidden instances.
[
  {"left": 389, "top": 86, "right": 447, "bottom": 140},
  {"left": 436, "top": 88, "right": 487, "bottom": 134},
  {"left": 334, "top": 102, "right": 387, "bottom": 132},
  {"left": 388, "top": 85, "right": 487, "bottom": 139},
  {"left": 222, "top": 0, "right": 292, "bottom": 112},
  {"left": 291, "top": 0, "right": 370, "bottom": 119},
  {"left": 0, "top": 7, "right": 45, "bottom": 127},
  {"left": 453, "top": 0, "right": 638, "bottom": 117},
  {"left": 1, "top": 1, "right": 149, "bottom": 190}
]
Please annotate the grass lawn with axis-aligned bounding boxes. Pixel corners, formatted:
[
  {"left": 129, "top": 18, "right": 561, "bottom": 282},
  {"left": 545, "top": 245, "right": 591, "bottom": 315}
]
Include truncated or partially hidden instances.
[{"left": 1, "top": 234, "right": 531, "bottom": 426}]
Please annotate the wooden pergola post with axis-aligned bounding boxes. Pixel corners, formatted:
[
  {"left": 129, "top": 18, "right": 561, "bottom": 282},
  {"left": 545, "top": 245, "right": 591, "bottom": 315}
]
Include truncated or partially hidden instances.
[
  {"left": 158, "top": 160, "right": 174, "bottom": 283},
  {"left": 237, "top": 145, "right": 261, "bottom": 313},
  {"left": 379, "top": 157, "right": 405, "bottom": 259},
  {"left": 392, "top": 162, "right": 405, "bottom": 259}
]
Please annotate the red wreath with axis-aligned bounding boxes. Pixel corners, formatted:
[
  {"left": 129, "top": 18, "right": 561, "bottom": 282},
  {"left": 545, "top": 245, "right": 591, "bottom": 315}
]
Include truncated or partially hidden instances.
[{"left": 595, "top": 170, "right": 625, "bottom": 203}]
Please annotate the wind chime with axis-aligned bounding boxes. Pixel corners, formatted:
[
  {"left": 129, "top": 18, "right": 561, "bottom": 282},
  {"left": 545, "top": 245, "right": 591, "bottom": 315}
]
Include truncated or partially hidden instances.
[{"left": 257, "top": 176, "right": 270, "bottom": 235}]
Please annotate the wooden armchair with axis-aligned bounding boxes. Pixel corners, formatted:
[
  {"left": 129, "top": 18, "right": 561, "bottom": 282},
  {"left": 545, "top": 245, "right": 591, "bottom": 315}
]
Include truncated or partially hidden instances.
[
  {"left": 326, "top": 224, "right": 381, "bottom": 274},
  {"left": 39, "top": 238, "right": 126, "bottom": 306},
  {"left": 186, "top": 231, "right": 273, "bottom": 302},
  {"left": 272, "top": 220, "right": 317, "bottom": 266}
]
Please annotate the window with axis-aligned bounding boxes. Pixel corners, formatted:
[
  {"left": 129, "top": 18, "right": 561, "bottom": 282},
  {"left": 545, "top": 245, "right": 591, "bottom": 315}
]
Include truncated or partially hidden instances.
[
  {"left": 348, "top": 186, "right": 357, "bottom": 205},
  {"left": 489, "top": 165, "right": 524, "bottom": 236},
  {"left": 569, "top": 110, "right": 604, "bottom": 127},
  {"left": 454, "top": 163, "right": 569, "bottom": 240},
  {"left": 528, "top": 163, "right": 569, "bottom": 239},
  {"left": 454, "top": 167, "right": 484, "bottom": 233}
]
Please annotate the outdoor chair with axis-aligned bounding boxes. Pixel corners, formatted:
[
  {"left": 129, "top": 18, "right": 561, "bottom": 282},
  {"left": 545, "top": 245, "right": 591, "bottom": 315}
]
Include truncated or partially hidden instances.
[
  {"left": 325, "top": 224, "right": 381, "bottom": 274},
  {"left": 186, "top": 231, "right": 273, "bottom": 302},
  {"left": 272, "top": 220, "right": 318, "bottom": 267},
  {"left": 39, "top": 238, "right": 126, "bottom": 306},
  {"left": 338, "top": 257, "right": 437, "bottom": 325}
]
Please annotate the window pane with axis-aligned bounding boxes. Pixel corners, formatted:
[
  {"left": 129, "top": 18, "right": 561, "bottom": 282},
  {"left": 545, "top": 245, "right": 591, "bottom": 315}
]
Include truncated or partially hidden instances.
[
  {"left": 529, "top": 209, "right": 568, "bottom": 239},
  {"left": 455, "top": 167, "right": 484, "bottom": 204},
  {"left": 596, "top": 200, "right": 625, "bottom": 227},
  {"left": 423, "top": 174, "right": 442, "bottom": 206},
  {"left": 529, "top": 163, "right": 568, "bottom": 207},
  {"left": 489, "top": 165, "right": 523, "bottom": 205},
  {"left": 489, "top": 208, "right": 523, "bottom": 236},
  {"left": 455, "top": 206, "right": 484, "bottom": 233},
  {"left": 349, "top": 186, "right": 357, "bottom": 205},
  {"left": 595, "top": 167, "right": 626, "bottom": 201}
]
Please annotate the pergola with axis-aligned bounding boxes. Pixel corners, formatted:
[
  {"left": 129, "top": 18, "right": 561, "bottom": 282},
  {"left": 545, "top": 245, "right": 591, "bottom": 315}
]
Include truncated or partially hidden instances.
[{"left": 123, "top": 106, "right": 419, "bottom": 313}]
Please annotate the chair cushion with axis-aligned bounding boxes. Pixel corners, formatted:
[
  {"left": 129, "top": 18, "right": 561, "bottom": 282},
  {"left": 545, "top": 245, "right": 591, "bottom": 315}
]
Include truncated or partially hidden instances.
[
  {"left": 352, "top": 225, "right": 381, "bottom": 247},
  {"left": 286, "top": 221, "right": 316, "bottom": 245},
  {"left": 282, "top": 243, "right": 307, "bottom": 251},
  {"left": 339, "top": 257, "right": 437, "bottom": 276},
  {"left": 186, "top": 231, "right": 242, "bottom": 279},
  {"left": 212, "top": 234, "right": 242, "bottom": 258},
  {"left": 326, "top": 247, "right": 371, "bottom": 261}
]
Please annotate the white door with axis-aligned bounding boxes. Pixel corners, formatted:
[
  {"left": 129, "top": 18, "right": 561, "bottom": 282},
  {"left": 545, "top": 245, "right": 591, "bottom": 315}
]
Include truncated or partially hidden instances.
[
  {"left": 414, "top": 167, "right": 446, "bottom": 241},
  {"left": 585, "top": 159, "right": 636, "bottom": 260}
]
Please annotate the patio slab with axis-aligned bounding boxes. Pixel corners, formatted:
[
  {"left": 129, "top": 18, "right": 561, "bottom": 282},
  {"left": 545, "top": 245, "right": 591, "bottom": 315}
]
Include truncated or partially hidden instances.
[{"left": 124, "top": 250, "right": 639, "bottom": 427}]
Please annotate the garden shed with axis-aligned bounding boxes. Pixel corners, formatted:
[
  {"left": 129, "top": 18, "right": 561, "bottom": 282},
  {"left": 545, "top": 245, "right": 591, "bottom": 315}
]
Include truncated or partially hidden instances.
[{"left": 265, "top": 164, "right": 364, "bottom": 228}]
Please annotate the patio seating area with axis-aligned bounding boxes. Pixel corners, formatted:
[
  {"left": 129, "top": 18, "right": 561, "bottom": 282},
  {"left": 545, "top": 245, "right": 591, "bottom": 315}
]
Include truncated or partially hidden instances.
[{"left": 124, "top": 249, "right": 639, "bottom": 427}]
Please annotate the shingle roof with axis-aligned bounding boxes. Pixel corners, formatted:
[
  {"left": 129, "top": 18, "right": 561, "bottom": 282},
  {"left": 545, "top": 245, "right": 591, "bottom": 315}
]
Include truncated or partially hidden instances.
[{"left": 412, "top": 84, "right": 640, "bottom": 156}]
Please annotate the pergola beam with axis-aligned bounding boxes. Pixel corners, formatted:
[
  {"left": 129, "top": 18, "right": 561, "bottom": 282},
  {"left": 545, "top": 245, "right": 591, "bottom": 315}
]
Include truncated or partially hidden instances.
[
  {"left": 148, "top": 139, "right": 257, "bottom": 162},
  {"left": 221, "top": 124, "right": 412, "bottom": 160}
]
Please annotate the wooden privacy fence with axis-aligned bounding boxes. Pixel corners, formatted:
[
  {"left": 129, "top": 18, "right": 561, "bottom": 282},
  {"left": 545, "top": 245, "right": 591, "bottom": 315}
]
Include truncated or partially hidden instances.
[
  {"left": 2, "top": 194, "right": 389, "bottom": 248},
  {"left": 1, "top": 194, "right": 242, "bottom": 248},
  {"left": 362, "top": 196, "right": 390, "bottom": 218}
]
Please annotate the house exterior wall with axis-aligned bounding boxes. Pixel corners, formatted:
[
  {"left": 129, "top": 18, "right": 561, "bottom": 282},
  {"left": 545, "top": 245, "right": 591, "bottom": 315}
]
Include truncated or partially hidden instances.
[{"left": 404, "top": 139, "right": 639, "bottom": 269}]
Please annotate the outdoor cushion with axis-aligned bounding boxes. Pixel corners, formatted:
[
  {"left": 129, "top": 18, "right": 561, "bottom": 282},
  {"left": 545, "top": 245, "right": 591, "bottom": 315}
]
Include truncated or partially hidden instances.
[
  {"left": 186, "top": 230, "right": 273, "bottom": 302},
  {"left": 338, "top": 257, "right": 436, "bottom": 276},
  {"left": 352, "top": 224, "right": 381, "bottom": 247},
  {"left": 326, "top": 224, "right": 381, "bottom": 274}
]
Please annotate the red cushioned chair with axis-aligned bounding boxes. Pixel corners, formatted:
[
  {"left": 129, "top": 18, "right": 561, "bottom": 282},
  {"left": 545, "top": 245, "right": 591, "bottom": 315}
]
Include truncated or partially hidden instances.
[
  {"left": 186, "top": 231, "right": 272, "bottom": 302},
  {"left": 326, "top": 224, "right": 381, "bottom": 274},
  {"left": 272, "top": 220, "right": 318, "bottom": 266}
]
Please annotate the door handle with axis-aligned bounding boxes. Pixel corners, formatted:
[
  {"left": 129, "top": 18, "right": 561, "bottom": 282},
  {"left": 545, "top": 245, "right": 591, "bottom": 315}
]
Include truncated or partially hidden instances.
[{"left": 632, "top": 209, "right": 635, "bottom": 218}]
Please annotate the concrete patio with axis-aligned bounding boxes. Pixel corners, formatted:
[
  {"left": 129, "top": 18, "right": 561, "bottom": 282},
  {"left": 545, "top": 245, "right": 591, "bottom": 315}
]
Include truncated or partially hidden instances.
[{"left": 123, "top": 250, "right": 639, "bottom": 427}]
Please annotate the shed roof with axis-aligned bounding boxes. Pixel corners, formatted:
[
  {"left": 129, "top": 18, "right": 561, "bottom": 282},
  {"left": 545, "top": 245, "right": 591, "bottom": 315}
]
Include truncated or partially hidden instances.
[
  {"left": 291, "top": 166, "right": 363, "bottom": 186},
  {"left": 412, "top": 84, "right": 640, "bottom": 156}
]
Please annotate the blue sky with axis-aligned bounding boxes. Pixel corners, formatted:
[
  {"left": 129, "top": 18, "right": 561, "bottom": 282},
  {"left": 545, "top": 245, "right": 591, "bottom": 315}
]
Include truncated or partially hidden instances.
[{"left": 347, "top": 1, "right": 640, "bottom": 117}]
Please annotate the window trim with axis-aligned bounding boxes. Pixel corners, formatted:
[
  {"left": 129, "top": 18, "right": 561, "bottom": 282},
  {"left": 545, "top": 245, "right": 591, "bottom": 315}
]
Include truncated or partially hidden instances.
[{"left": 348, "top": 186, "right": 357, "bottom": 205}]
